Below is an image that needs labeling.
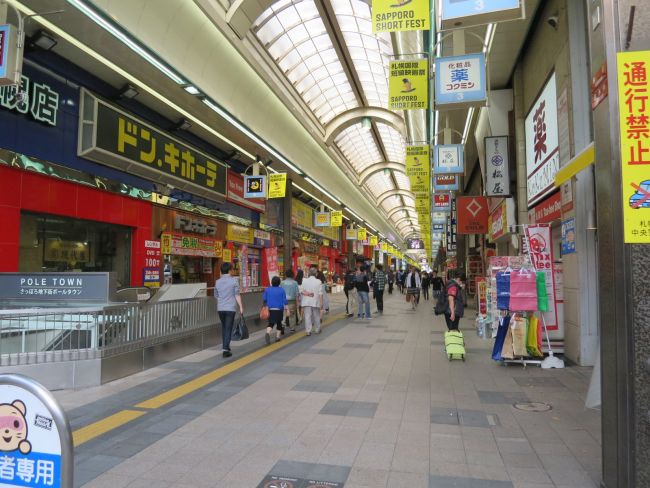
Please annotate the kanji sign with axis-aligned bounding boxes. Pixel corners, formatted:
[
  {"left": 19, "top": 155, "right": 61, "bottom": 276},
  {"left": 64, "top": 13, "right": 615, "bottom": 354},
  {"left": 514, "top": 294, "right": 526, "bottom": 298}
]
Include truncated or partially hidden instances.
[
  {"left": 406, "top": 145, "right": 430, "bottom": 188},
  {"left": 485, "top": 136, "right": 510, "bottom": 196},
  {"left": 435, "top": 54, "right": 487, "bottom": 108},
  {"left": 617, "top": 51, "right": 650, "bottom": 243},
  {"left": 244, "top": 175, "right": 267, "bottom": 198},
  {"left": 79, "top": 90, "right": 228, "bottom": 201},
  {"left": 457, "top": 196, "right": 489, "bottom": 234},
  {"left": 389, "top": 60, "right": 428, "bottom": 110},
  {"left": 161, "top": 232, "right": 224, "bottom": 256},
  {"left": 371, "top": 0, "right": 430, "bottom": 33},
  {"left": 143, "top": 240, "right": 161, "bottom": 288},
  {"left": 357, "top": 228, "right": 367, "bottom": 241},
  {"left": 268, "top": 173, "right": 287, "bottom": 198},
  {"left": 434, "top": 144, "right": 464, "bottom": 174},
  {"left": 0, "top": 74, "right": 59, "bottom": 125},
  {"left": 525, "top": 73, "right": 560, "bottom": 207},
  {"left": 525, "top": 225, "right": 559, "bottom": 330},
  {"left": 314, "top": 212, "right": 331, "bottom": 227}
]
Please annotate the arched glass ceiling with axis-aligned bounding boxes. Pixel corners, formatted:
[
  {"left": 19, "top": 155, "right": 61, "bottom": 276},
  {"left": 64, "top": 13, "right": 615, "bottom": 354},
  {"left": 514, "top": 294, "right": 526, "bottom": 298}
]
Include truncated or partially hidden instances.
[
  {"left": 376, "top": 123, "right": 406, "bottom": 163},
  {"left": 365, "top": 171, "right": 395, "bottom": 197},
  {"left": 335, "top": 123, "right": 383, "bottom": 171},
  {"left": 393, "top": 171, "right": 410, "bottom": 190},
  {"left": 254, "top": 0, "right": 358, "bottom": 124}
]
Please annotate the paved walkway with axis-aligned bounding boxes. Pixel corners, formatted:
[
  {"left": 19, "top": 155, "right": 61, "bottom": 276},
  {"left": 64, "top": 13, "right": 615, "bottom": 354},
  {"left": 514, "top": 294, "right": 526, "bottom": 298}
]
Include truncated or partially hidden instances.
[{"left": 57, "top": 291, "right": 601, "bottom": 488}]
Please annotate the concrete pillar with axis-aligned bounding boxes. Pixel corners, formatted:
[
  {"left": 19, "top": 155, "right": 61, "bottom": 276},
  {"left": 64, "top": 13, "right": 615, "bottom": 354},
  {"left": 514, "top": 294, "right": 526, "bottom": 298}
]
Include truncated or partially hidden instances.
[
  {"left": 512, "top": 66, "right": 529, "bottom": 229},
  {"left": 282, "top": 178, "right": 293, "bottom": 274}
]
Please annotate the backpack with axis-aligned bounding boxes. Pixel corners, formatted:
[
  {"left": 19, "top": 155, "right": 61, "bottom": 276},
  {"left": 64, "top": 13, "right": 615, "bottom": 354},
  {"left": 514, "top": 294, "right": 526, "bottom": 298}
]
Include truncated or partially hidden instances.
[
  {"left": 434, "top": 286, "right": 448, "bottom": 315},
  {"left": 344, "top": 273, "right": 355, "bottom": 291}
]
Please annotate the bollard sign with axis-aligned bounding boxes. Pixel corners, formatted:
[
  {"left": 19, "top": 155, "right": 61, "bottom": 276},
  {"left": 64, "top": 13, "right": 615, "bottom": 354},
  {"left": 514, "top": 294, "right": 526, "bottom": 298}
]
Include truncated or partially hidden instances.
[{"left": 0, "top": 374, "right": 73, "bottom": 488}]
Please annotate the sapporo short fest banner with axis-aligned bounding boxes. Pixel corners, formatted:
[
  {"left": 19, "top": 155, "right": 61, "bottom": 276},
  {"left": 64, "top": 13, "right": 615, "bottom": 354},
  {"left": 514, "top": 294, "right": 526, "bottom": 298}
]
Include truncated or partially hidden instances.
[{"left": 372, "top": 0, "right": 430, "bottom": 33}]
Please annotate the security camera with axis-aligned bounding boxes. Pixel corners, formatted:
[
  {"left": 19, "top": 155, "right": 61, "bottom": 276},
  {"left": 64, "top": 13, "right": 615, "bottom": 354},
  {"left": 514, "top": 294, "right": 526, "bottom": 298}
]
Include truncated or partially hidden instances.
[{"left": 546, "top": 13, "right": 559, "bottom": 30}]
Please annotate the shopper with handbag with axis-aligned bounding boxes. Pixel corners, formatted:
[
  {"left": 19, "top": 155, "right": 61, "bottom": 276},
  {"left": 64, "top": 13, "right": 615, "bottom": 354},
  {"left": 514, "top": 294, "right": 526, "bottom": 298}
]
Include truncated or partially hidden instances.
[
  {"left": 299, "top": 267, "right": 324, "bottom": 335},
  {"left": 214, "top": 262, "right": 244, "bottom": 358},
  {"left": 262, "top": 276, "right": 289, "bottom": 344},
  {"left": 405, "top": 266, "right": 421, "bottom": 309}
]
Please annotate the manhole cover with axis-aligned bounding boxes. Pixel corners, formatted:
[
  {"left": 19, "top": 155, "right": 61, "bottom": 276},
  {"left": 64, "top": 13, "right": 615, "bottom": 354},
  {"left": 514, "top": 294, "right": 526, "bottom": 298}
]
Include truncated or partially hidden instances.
[{"left": 513, "top": 402, "right": 552, "bottom": 412}]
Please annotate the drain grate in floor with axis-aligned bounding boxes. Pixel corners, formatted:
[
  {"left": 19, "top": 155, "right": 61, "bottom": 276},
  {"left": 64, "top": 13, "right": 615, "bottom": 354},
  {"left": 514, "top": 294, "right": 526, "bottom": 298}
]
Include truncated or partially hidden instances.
[{"left": 513, "top": 402, "right": 552, "bottom": 412}]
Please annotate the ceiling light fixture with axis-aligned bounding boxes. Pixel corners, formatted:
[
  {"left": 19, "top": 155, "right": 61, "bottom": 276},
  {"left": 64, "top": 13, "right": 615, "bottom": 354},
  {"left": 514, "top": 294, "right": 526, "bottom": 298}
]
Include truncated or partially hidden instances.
[
  {"left": 483, "top": 23, "right": 496, "bottom": 54},
  {"left": 293, "top": 183, "right": 333, "bottom": 210},
  {"left": 118, "top": 84, "right": 139, "bottom": 99},
  {"left": 31, "top": 30, "right": 57, "bottom": 50},
  {"left": 462, "top": 107, "right": 476, "bottom": 144},
  {"left": 345, "top": 208, "right": 364, "bottom": 222},
  {"left": 174, "top": 118, "right": 192, "bottom": 131},
  {"left": 305, "top": 177, "right": 342, "bottom": 205},
  {"left": 361, "top": 117, "right": 372, "bottom": 131},
  {"left": 184, "top": 85, "right": 201, "bottom": 95}
]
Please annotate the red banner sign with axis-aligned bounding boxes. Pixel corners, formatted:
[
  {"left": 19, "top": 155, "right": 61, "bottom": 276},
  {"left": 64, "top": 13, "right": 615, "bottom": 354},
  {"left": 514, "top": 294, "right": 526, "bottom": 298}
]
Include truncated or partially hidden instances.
[
  {"left": 434, "top": 194, "right": 451, "bottom": 209},
  {"left": 529, "top": 191, "right": 562, "bottom": 224},
  {"left": 226, "top": 171, "right": 266, "bottom": 212},
  {"left": 457, "top": 196, "right": 489, "bottom": 234},
  {"left": 525, "top": 225, "right": 558, "bottom": 330}
]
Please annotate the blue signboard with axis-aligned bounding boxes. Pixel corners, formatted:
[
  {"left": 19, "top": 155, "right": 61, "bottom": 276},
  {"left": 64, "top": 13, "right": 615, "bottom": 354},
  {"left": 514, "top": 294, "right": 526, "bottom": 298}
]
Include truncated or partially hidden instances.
[
  {"left": 441, "top": 0, "right": 521, "bottom": 20},
  {"left": 0, "top": 25, "right": 12, "bottom": 80},
  {"left": 561, "top": 218, "right": 577, "bottom": 255},
  {"left": 432, "top": 212, "right": 448, "bottom": 225},
  {"left": 434, "top": 53, "right": 487, "bottom": 107}
]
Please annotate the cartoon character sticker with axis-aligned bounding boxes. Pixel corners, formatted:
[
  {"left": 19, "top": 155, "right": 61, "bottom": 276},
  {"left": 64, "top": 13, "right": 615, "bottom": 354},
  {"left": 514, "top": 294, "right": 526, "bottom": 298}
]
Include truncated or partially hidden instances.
[{"left": 0, "top": 400, "right": 32, "bottom": 455}]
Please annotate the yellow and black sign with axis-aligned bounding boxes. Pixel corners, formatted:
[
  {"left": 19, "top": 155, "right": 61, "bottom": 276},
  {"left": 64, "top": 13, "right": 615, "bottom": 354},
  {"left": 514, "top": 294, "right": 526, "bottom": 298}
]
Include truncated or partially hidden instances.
[
  {"left": 330, "top": 211, "right": 343, "bottom": 227},
  {"left": 357, "top": 228, "right": 367, "bottom": 241},
  {"left": 389, "top": 59, "right": 428, "bottom": 110},
  {"left": 369, "top": 235, "right": 378, "bottom": 246},
  {"left": 372, "top": 0, "right": 430, "bottom": 33},
  {"left": 268, "top": 173, "right": 287, "bottom": 199},
  {"left": 244, "top": 175, "right": 267, "bottom": 198}
]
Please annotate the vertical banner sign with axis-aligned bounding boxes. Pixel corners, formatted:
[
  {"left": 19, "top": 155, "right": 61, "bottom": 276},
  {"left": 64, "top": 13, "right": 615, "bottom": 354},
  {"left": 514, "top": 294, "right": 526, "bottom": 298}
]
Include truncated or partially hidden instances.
[
  {"left": 266, "top": 247, "right": 279, "bottom": 282},
  {"left": 485, "top": 136, "right": 510, "bottom": 196},
  {"left": 434, "top": 144, "right": 465, "bottom": 174},
  {"left": 222, "top": 249, "right": 232, "bottom": 263},
  {"left": 143, "top": 240, "right": 161, "bottom": 288},
  {"left": 456, "top": 196, "right": 489, "bottom": 234},
  {"left": 267, "top": 173, "right": 287, "bottom": 198},
  {"left": 369, "top": 235, "right": 378, "bottom": 246},
  {"left": 357, "top": 228, "right": 367, "bottom": 241},
  {"left": 372, "top": 0, "right": 430, "bottom": 33},
  {"left": 389, "top": 60, "right": 428, "bottom": 110},
  {"left": 434, "top": 54, "right": 487, "bottom": 108},
  {"left": 525, "top": 225, "right": 559, "bottom": 330},
  {"left": 314, "top": 212, "right": 331, "bottom": 227},
  {"left": 244, "top": 175, "right": 267, "bottom": 198},
  {"left": 617, "top": 51, "right": 650, "bottom": 243},
  {"left": 561, "top": 218, "right": 577, "bottom": 254},
  {"left": 525, "top": 73, "right": 560, "bottom": 207},
  {"left": 330, "top": 211, "right": 343, "bottom": 227}
]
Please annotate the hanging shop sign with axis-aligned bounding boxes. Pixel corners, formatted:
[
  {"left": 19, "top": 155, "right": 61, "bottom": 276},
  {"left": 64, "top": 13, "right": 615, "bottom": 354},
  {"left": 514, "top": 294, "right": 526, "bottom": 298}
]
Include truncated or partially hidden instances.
[
  {"left": 434, "top": 144, "right": 464, "bottom": 174},
  {"left": 525, "top": 225, "right": 559, "bottom": 330},
  {"left": 407, "top": 238, "right": 424, "bottom": 250},
  {"left": 253, "top": 229, "right": 272, "bottom": 247},
  {"left": 485, "top": 136, "right": 510, "bottom": 196},
  {"left": 78, "top": 90, "right": 227, "bottom": 202},
  {"left": 388, "top": 59, "right": 428, "bottom": 110},
  {"left": 161, "top": 232, "right": 222, "bottom": 257},
  {"left": 143, "top": 240, "right": 161, "bottom": 288},
  {"left": 433, "top": 194, "right": 451, "bottom": 211},
  {"left": 434, "top": 54, "right": 487, "bottom": 108},
  {"left": 291, "top": 198, "right": 313, "bottom": 231},
  {"left": 222, "top": 248, "right": 232, "bottom": 263},
  {"left": 0, "top": 73, "right": 59, "bottom": 125},
  {"left": 346, "top": 227, "right": 357, "bottom": 240},
  {"left": 440, "top": 0, "right": 523, "bottom": 30},
  {"left": 617, "top": 51, "right": 650, "bottom": 243},
  {"left": 434, "top": 174, "right": 459, "bottom": 191},
  {"left": 268, "top": 172, "right": 287, "bottom": 198},
  {"left": 446, "top": 215, "right": 457, "bottom": 252},
  {"left": 244, "top": 175, "right": 267, "bottom": 198},
  {"left": 381, "top": 242, "right": 388, "bottom": 252},
  {"left": 266, "top": 247, "right": 279, "bottom": 282},
  {"left": 357, "top": 228, "right": 367, "bottom": 241},
  {"left": 0, "top": 272, "right": 112, "bottom": 301},
  {"left": 487, "top": 199, "right": 510, "bottom": 242},
  {"left": 369, "top": 235, "right": 378, "bottom": 246},
  {"left": 528, "top": 191, "right": 562, "bottom": 224},
  {"left": 226, "top": 171, "right": 266, "bottom": 212},
  {"left": 226, "top": 224, "right": 254, "bottom": 245},
  {"left": 432, "top": 211, "right": 447, "bottom": 225},
  {"left": 561, "top": 218, "right": 577, "bottom": 255},
  {"left": 525, "top": 73, "right": 560, "bottom": 207},
  {"left": 457, "top": 196, "right": 489, "bottom": 234},
  {"left": 314, "top": 211, "right": 331, "bottom": 227},
  {"left": 0, "top": 25, "right": 20, "bottom": 86},
  {"left": 371, "top": 0, "right": 430, "bottom": 33},
  {"left": 214, "top": 240, "right": 223, "bottom": 258},
  {"left": 330, "top": 211, "right": 343, "bottom": 227}
]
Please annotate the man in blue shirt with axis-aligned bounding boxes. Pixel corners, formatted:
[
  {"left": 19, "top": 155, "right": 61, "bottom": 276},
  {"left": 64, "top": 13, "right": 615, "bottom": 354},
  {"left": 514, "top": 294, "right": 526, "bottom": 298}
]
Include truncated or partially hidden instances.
[
  {"left": 280, "top": 269, "right": 300, "bottom": 332},
  {"left": 214, "top": 262, "right": 244, "bottom": 358}
]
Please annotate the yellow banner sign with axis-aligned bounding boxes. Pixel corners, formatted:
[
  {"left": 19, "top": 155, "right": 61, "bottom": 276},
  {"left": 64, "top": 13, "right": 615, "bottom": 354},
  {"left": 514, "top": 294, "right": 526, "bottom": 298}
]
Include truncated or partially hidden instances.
[
  {"left": 406, "top": 145, "right": 430, "bottom": 187},
  {"left": 617, "top": 51, "right": 650, "bottom": 243},
  {"left": 389, "top": 60, "right": 429, "bottom": 110},
  {"left": 214, "top": 240, "right": 223, "bottom": 258},
  {"left": 268, "top": 173, "right": 287, "bottom": 198},
  {"left": 222, "top": 249, "right": 232, "bottom": 263},
  {"left": 381, "top": 242, "right": 388, "bottom": 251},
  {"left": 226, "top": 224, "right": 253, "bottom": 244},
  {"left": 330, "top": 210, "right": 343, "bottom": 227},
  {"left": 372, "top": 0, "right": 430, "bottom": 33},
  {"left": 369, "top": 235, "right": 378, "bottom": 246},
  {"left": 357, "top": 228, "right": 367, "bottom": 241}
]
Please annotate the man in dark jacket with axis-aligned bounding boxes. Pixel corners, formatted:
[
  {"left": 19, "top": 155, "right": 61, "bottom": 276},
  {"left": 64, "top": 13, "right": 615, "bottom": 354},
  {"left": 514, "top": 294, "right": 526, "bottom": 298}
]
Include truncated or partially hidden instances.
[
  {"left": 445, "top": 271, "right": 465, "bottom": 331},
  {"left": 344, "top": 268, "right": 357, "bottom": 318}
]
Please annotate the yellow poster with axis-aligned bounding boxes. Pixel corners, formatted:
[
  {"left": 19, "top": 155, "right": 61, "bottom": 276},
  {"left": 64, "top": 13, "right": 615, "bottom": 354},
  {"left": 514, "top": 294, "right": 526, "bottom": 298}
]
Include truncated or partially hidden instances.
[
  {"left": 372, "top": 0, "right": 430, "bottom": 33},
  {"left": 161, "top": 232, "right": 172, "bottom": 255},
  {"left": 381, "top": 242, "right": 387, "bottom": 252},
  {"left": 268, "top": 173, "right": 287, "bottom": 198},
  {"left": 369, "top": 235, "right": 378, "bottom": 246},
  {"left": 389, "top": 60, "right": 429, "bottom": 110},
  {"left": 405, "top": 145, "right": 430, "bottom": 191},
  {"left": 330, "top": 210, "right": 343, "bottom": 227},
  {"left": 214, "top": 240, "right": 223, "bottom": 258},
  {"left": 618, "top": 51, "right": 650, "bottom": 243},
  {"left": 222, "top": 249, "right": 232, "bottom": 262},
  {"left": 314, "top": 212, "right": 331, "bottom": 227},
  {"left": 226, "top": 224, "right": 253, "bottom": 244},
  {"left": 357, "top": 228, "right": 367, "bottom": 241},
  {"left": 292, "top": 198, "right": 313, "bottom": 230}
]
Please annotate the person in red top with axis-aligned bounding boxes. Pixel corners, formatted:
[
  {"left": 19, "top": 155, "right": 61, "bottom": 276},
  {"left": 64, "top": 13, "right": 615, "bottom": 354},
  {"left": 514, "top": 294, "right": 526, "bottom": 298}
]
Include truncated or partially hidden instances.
[{"left": 445, "top": 271, "right": 466, "bottom": 331}]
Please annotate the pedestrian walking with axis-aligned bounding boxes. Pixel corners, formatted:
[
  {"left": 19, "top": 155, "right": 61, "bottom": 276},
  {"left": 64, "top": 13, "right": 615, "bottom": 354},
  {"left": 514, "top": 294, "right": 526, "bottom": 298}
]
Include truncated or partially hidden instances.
[
  {"left": 214, "top": 262, "right": 244, "bottom": 358},
  {"left": 431, "top": 270, "right": 444, "bottom": 302},
  {"left": 405, "top": 266, "right": 421, "bottom": 310},
  {"left": 317, "top": 270, "right": 330, "bottom": 313},
  {"left": 355, "top": 266, "right": 371, "bottom": 319},
  {"left": 299, "top": 267, "right": 323, "bottom": 335},
  {"left": 421, "top": 271, "right": 430, "bottom": 301},
  {"left": 263, "top": 276, "right": 289, "bottom": 344},
  {"left": 296, "top": 268, "right": 304, "bottom": 285},
  {"left": 373, "top": 264, "right": 386, "bottom": 314},
  {"left": 444, "top": 271, "right": 465, "bottom": 331},
  {"left": 387, "top": 268, "right": 395, "bottom": 294},
  {"left": 280, "top": 269, "right": 300, "bottom": 332},
  {"left": 344, "top": 268, "right": 358, "bottom": 318}
]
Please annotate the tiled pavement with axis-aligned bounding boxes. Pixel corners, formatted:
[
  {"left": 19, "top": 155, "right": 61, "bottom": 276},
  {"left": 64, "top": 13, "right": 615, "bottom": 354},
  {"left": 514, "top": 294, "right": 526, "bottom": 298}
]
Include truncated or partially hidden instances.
[{"left": 55, "top": 291, "right": 601, "bottom": 488}]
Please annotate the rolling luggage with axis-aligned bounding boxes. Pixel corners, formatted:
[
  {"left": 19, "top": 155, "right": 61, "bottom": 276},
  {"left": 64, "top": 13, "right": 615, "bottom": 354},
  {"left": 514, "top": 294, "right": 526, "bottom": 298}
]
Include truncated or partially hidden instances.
[{"left": 445, "top": 330, "right": 466, "bottom": 361}]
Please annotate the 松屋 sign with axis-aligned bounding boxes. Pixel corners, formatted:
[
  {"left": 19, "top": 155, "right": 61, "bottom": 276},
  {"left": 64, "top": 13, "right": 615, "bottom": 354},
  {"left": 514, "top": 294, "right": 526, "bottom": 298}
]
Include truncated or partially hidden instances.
[
  {"left": 435, "top": 54, "right": 487, "bottom": 108},
  {"left": 389, "top": 60, "right": 428, "bottom": 110},
  {"left": 485, "top": 136, "right": 510, "bottom": 196},
  {"left": 525, "top": 73, "right": 560, "bottom": 207},
  {"left": 371, "top": 0, "right": 430, "bottom": 33}
]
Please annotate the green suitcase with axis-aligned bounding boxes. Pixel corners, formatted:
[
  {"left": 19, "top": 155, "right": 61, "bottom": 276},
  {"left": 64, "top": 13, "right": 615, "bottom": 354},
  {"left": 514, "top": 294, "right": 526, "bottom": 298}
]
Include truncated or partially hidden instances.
[{"left": 445, "top": 330, "right": 466, "bottom": 361}]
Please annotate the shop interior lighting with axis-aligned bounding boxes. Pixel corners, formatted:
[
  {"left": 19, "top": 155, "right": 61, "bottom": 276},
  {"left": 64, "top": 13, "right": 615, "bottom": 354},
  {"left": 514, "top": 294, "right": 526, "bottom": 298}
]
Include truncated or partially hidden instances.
[
  {"left": 184, "top": 85, "right": 201, "bottom": 95},
  {"left": 462, "top": 107, "right": 475, "bottom": 144},
  {"left": 31, "top": 30, "right": 57, "bottom": 50},
  {"left": 67, "top": 0, "right": 186, "bottom": 84},
  {"left": 304, "top": 177, "right": 342, "bottom": 205}
]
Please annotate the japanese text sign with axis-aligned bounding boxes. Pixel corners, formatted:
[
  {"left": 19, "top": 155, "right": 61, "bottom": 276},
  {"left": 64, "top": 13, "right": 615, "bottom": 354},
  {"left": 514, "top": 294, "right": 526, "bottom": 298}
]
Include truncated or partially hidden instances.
[
  {"left": 434, "top": 144, "right": 465, "bottom": 174},
  {"left": 440, "top": 0, "right": 522, "bottom": 30},
  {"left": 222, "top": 249, "right": 232, "bottom": 263},
  {"left": 485, "top": 136, "right": 510, "bottom": 196},
  {"left": 80, "top": 91, "right": 227, "bottom": 200},
  {"left": 330, "top": 211, "right": 343, "bottom": 227},
  {"left": 432, "top": 211, "right": 447, "bottom": 225},
  {"left": 143, "top": 240, "right": 161, "bottom": 288},
  {"left": 434, "top": 174, "right": 459, "bottom": 191},
  {"left": 525, "top": 225, "right": 559, "bottom": 329},
  {"left": 389, "top": 60, "right": 428, "bottom": 110},
  {"left": 457, "top": 196, "right": 489, "bottom": 234},
  {"left": 525, "top": 73, "right": 560, "bottom": 207},
  {"left": 371, "top": 0, "right": 430, "bottom": 33},
  {"left": 244, "top": 175, "right": 267, "bottom": 199},
  {"left": 357, "top": 228, "right": 367, "bottom": 241},
  {"left": 0, "top": 273, "right": 111, "bottom": 301},
  {"left": 161, "top": 233, "right": 222, "bottom": 257},
  {"left": 435, "top": 54, "right": 486, "bottom": 107},
  {"left": 369, "top": 235, "right": 378, "bottom": 246},
  {"left": 0, "top": 73, "right": 59, "bottom": 125},
  {"left": 434, "top": 194, "right": 451, "bottom": 211},
  {"left": 617, "top": 51, "right": 650, "bottom": 243},
  {"left": 561, "top": 218, "right": 576, "bottom": 255},
  {"left": 406, "top": 145, "right": 430, "bottom": 191},
  {"left": 268, "top": 173, "right": 287, "bottom": 198},
  {"left": 314, "top": 212, "right": 331, "bottom": 227},
  {"left": 226, "top": 224, "right": 254, "bottom": 245},
  {"left": 226, "top": 171, "right": 266, "bottom": 212}
]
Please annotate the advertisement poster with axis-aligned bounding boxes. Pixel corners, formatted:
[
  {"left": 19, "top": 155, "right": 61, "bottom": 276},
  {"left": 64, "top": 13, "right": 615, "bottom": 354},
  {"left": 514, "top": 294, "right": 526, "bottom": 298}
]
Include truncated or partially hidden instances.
[
  {"left": 268, "top": 172, "right": 287, "bottom": 198},
  {"left": 266, "top": 247, "right": 279, "bottom": 282},
  {"left": 143, "top": 240, "right": 161, "bottom": 288},
  {"left": 330, "top": 211, "right": 343, "bottom": 227},
  {"left": 372, "top": 0, "right": 430, "bottom": 33},
  {"left": 314, "top": 212, "right": 331, "bottom": 227},
  {"left": 357, "top": 228, "right": 367, "bottom": 241},
  {"left": 456, "top": 196, "right": 489, "bottom": 234},
  {"left": 226, "top": 171, "right": 266, "bottom": 212},
  {"left": 561, "top": 218, "right": 577, "bottom": 255},
  {"left": 525, "top": 225, "right": 559, "bottom": 331},
  {"left": 240, "top": 245, "right": 249, "bottom": 291},
  {"left": 388, "top": 59, "right": 428, "bottom": 110},
  {"left": 244, "top": 175, "right": 267, "bottom": 198}
]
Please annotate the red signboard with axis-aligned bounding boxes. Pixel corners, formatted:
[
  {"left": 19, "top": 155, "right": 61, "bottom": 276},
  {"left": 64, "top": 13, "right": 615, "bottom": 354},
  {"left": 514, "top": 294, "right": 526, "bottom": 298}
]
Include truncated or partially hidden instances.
[
  {"left": 434, "top": 194, "right": 451, "bottom": 209},
  {"left": 457, "top": 196, "right": 489, "bottom": 234},
  {"left": 525, "top": 225, "right": 559, "bottom": 330},
  {"left": 591, "top": 62, "right": 608, "bottom": 110},
  {"left": 226, "top": 171, "right": 266, "bottom": 212},
  {"left": 529, "top": 191, "right": 562, "bottom": 224}
]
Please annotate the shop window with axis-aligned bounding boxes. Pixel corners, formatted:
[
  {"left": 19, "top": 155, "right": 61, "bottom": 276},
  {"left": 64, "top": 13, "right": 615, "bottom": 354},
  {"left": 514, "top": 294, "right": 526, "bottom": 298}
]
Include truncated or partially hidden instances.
[{"left": 19, "top": 212, "right": 132, "bottom": 288}]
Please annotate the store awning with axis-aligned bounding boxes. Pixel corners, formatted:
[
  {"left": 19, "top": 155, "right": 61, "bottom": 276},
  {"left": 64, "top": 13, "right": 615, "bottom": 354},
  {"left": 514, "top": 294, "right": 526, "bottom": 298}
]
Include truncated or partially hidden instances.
[{"left": 554, "top": 143, "right": 595, "bottom": 187}]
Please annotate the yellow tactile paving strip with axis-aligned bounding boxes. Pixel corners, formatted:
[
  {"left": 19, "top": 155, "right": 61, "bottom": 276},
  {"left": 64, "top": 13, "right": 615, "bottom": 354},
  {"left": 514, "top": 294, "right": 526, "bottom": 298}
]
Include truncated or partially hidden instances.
[{"left": 72, "top": 312, "right": 344, "bottom": 446}]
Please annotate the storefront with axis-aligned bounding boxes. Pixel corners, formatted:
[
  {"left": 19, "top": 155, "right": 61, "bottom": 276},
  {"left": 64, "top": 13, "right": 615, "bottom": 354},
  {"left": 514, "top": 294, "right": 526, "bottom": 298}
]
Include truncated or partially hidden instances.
[{"left": 291, "top": 198, "right": 341, "bottom": 274}]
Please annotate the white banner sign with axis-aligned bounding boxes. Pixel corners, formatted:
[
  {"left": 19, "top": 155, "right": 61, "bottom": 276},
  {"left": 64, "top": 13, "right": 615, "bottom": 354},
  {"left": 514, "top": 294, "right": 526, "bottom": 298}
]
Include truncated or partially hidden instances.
[
  {"left": 525, "top": 225, "right": 559, "bottom": 332},
  {"left": 485, "top": 136, "right": 510, "bottom": 196}
]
